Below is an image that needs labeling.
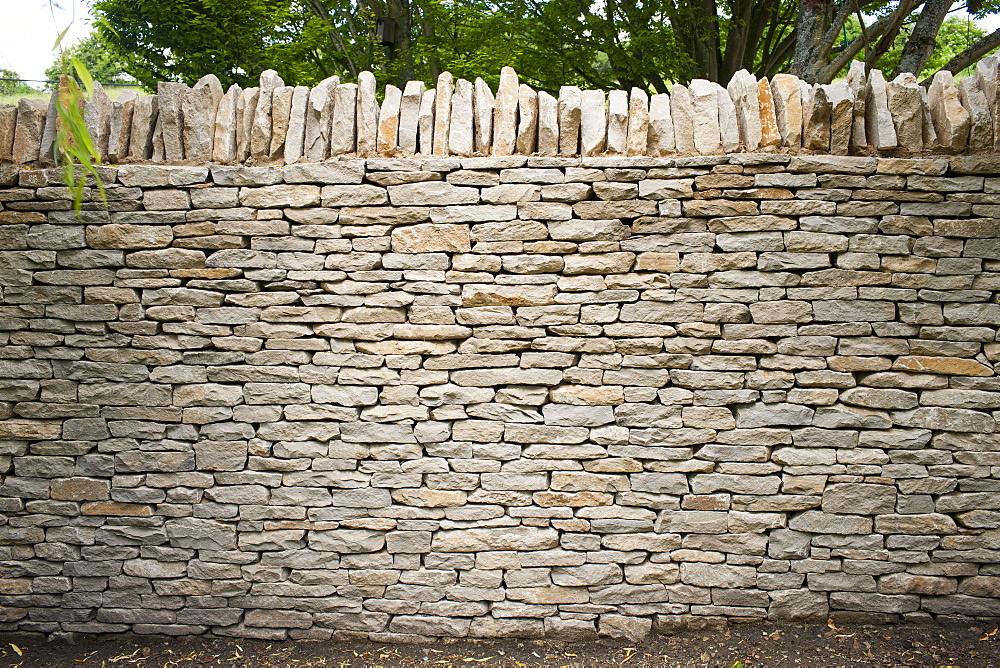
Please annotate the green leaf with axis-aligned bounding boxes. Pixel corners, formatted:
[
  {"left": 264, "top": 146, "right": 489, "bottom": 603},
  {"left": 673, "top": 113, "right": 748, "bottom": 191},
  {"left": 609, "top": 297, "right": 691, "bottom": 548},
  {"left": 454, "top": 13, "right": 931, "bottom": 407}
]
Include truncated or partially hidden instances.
[{"left": 72, "top": 58, "right": 95, "bottom": 98}]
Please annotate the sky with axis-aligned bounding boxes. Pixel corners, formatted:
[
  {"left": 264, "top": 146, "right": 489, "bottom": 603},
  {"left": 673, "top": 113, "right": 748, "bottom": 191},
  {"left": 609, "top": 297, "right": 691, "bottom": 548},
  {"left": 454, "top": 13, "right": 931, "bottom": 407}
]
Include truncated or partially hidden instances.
[
  {"left": 3, "top": 0, "right": 1000, "bottom": 87},
  {"left": 0, "top": 0, "right": 92, "bottom": 84}
]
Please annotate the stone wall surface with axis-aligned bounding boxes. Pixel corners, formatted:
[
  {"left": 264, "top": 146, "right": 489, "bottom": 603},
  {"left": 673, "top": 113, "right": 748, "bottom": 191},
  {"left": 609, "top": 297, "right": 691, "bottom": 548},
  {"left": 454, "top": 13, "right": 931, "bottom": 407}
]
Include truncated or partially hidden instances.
[{"left": 0, "top": 154, "right": 999, "bottom": 641}]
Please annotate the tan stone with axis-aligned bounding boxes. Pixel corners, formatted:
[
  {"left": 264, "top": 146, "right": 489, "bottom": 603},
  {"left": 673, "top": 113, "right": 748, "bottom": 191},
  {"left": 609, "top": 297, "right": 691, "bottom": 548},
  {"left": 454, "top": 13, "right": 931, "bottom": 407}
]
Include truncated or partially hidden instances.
[
  {"left": 887, "top": 73, "right": 923, "bottom": 153},
  {"left": 268, "top": 85, "right": 294, "bottom": 161},
  {"left": 959, "top": 75, "right": 993, "bottom": 150},
  {"left": 0, "top": 103, "right": 17, "bottom": 162},
  {"left": 183, "top": 73, "right": 223, "bottom": 162},
  {"left": 670, "top": 84, "right": 695, "bottom": 154},
  {"left": 303, "top": 75, "right": 337, "bottom": 161},
  {"left": 537, "top": 90, "right": 559, "bottom": 155},
  {"left": 433, "top": 71, "right": 454, "bottom": 155},
  {"left": 865, "top": 69, "right": 897, "bottom": 150},
  {"left": 558, "top": 85, "right": 582, "bottom": 155},
  {"left": 846, "top": 60, "right": 868, "bottom": 150},
  {"left": 606, "top": 89, "right": 628, "bottom": 154},
  {"left": 648, "top": 93, "right": 675, "bottom": 156},
  {"left": 771, "top": 73, "right": 802, "bottom": 148},
  {"left": 825, "top": 82, "right": 854, "bottom": 155},
  {"left": 580, "top": 89, "right": 607, "bottom": 156},
  {"left": 212, "top": 83, "right": 242, "bottom": 163},
  {"left": 515, "top": 84, "right": 538, "bottom": 155},
  {"left": 51, "top": 477, "right": 110, "bottom": 501},
  {"left": 418, "top": 88, "right": 435, "bottom": 154},
  {"left": 728, "top": 69, "right": 762, "bottom": 150},
  {"left": 758, "top": 77, "right": 781, "bottom": 148},
  {"left": 284, "top": 85, "right": 309, "bottom": 164},
  {"left": 11, "top": 98, "right": 47, "bottom": 163},
  {"left": 82, "top": 501, "right": 152, "bottom": 517},
  {"left": 356, "top": 71, "right": 379, "bottom": 157},
  {"left": 493, "top": 67, "right": 518, "bottom": 155},
  {"left": 802, "top": 85, "right": 831, "bottom": 151},
  {"left": 377, "top": 84, "right": 402, "bottom": 155},
  {"left": 391, "top": 224, "right": 471, "bottom": 253},
  {"left": 235, "top": 86, "right": 259, "bottom": 161},
  {"left": 688, "top": 79, "right": 722, "bottom": 155},
  {"left": 928, "top": 70, "right": 970, "bottom": 152},
  {"left": 893, "top": 356, "right": 993, "bottom": 377},
  {"left": 87, "top": 225, "right": 173, "bottom": 249},
  {"left": 398, "top": 80, "right": 424, "bottom": 154},
  {"left": 392, "top": 489, "right": 467, "bottom": 507}
]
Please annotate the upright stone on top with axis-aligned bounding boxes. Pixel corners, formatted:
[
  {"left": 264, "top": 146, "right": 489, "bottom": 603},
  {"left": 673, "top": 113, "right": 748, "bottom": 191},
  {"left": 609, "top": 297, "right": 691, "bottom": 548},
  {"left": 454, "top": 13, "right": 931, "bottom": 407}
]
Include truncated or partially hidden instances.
[
  {"left": 515, "top": 84, "right": 538, "bottom": 155},
  {"left": 976, "top": 55, "right": 1000, "bottom": 150},
  {"left": 558, "top": 86, "right": 582, "bottom": 156},
  {"left": 108, "top": 90, "right": 137, "bottom": 163},
  {"left": 887, "top": 73, "right": 922, "bottom": 152},
  {"left": 330, "top": 83, "right": 358, "bottom": 156},
  {"left": 958, "top": 76, "right": 993, "bottom": 151},
  {"left": 919, "top": 86, "right": 939, "bottom": 149},
  {"left": 716, "top": 82, "right": 741, "bottom": 153},
  {"left": 450, "top": 79, "right": 475, "bottom": 156},
  {"left": 606, "top": 90, "right": 628, "bottom": 154},
  {"left": 928, "top": 70, "right": 970, "bottom": 152},
  {"left": 802, "top": 84, "right": 831, "bottom": 151},
  {"left": 418, "top": 88, "right": 435, "bottom": 154},
  {"left": 378, "top": 84, "right": 403, "bottom": 155},
  {"left": 183, "top": 74, "right": 223, "bottom": 162},
  {"left": 537, "top": 90, "right": 559, "bottom": 155},
  {"left": 236, "top": 86, "right": 259, "bottom": 161},
  {"left": 688, "top": 79, "right": 722, "bottom": 155},
  {"left": 84, "top": 81, "right": 113, "bottom": 162},
  {"left": 670, "top": 84, "right": 695, "bottom": 154},
  {"left": 129, "top": 94, "right": 158, "bottom": 161},
  {"left": 493, "top": 67, "right": 519, "bottom": 156},
  {"left": 0, "top": 103, "right": 15, "bottom": 163},
  {"left": 268, "top": 85, "right": 294, "bottom": 161},
  {"left": 758, "top": 77, "right": 781, "bottom": 148},
  {"left": 304, "top": 76, "right": 337, "bottom": 162},
  {"left": 11, "top": 98, "right": 47, "bottom": 163},
  {"left": 580, "top": 89, "right": 607, "bottom": 156},
  {"left": 864, "top": 69, "right": 897, "bottom": 151},
  {"left": 473, "top": 78, "right": 494, "bottom": 154},
  {"left": 728, "top": 69, "right": 762, "bottom": 151},
  {"left": 356, "top": 71, "right": 379, "bottom": 157},
  {"left": 625, "top": 88, "right": 649, "bottom": 156},
  {"left": 398, "top": 80, "right": 425, "bottom": 154},
  {"left": 846, "top": 60, "right": 868, "bottom": 150},
  {"left": 250, "top": 70, "right": 283, "bottom": 161},
  {"left": 433, "top": 71, "right": 454, "bottom": 155},
  {"left": 212, "top": 84, "right": 242, "bottom": 163},
  {"left": 825, "top": 82, "right": 854, "bottom": 155},
  {"left": 158, "top": 81, "right": 190, "bottom": 161},
  {"left": 770, "top": 73, "right": 802, "bottom": 149},
  {"left": 284, "top": 85, "right": 309, "bottom": 164},
  {"left": 647, "top": 93, "right": 674, "bottom": 156}
]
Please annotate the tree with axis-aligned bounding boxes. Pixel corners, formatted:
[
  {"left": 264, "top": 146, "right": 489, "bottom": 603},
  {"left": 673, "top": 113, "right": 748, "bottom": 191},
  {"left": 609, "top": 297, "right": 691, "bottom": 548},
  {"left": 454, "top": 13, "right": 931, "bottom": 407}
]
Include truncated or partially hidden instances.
[
  {"left": 0, "top": 68, "right": 39, "bottom": 97},
  {"left": 44, "top": 32, "right": 134, "bottom": 89},
  {"left": 91, "top": 0, "right": 330, "bottom": 89}
]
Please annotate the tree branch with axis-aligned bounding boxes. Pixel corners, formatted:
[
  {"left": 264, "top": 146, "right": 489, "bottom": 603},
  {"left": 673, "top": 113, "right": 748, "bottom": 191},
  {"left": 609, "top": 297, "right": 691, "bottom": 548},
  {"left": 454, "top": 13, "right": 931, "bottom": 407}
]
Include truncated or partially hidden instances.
[{"left": 922, "top": 26, "right": 1000, "bottom": 84}]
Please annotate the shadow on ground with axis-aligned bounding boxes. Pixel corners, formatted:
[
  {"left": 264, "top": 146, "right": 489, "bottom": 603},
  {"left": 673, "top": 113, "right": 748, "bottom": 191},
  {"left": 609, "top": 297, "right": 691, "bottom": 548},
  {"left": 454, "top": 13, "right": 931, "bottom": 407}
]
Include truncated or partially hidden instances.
[{"left": 0, "top": 622, "right": 998, "bottom": 667}]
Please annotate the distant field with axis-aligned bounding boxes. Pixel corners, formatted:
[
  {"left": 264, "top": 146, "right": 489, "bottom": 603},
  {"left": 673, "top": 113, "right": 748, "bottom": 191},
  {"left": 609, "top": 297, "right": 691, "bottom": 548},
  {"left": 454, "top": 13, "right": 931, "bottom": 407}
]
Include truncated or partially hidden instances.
[{"left": 0, "top": 86, "right": 146, "bottom": 106}]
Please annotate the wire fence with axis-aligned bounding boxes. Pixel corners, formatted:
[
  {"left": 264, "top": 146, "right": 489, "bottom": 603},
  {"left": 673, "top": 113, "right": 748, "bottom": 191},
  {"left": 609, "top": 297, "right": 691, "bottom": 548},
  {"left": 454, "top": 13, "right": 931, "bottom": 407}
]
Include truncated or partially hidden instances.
[{"left": 0, "top": 77, "right": 138, "bottom": 88}]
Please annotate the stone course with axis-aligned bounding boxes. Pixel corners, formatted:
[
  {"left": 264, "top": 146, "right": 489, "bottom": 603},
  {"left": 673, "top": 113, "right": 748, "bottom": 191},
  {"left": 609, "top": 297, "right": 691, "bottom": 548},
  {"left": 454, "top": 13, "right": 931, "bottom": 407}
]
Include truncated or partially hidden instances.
[{"left": 0, "top": 155, "right": 999, "bottom": 640}]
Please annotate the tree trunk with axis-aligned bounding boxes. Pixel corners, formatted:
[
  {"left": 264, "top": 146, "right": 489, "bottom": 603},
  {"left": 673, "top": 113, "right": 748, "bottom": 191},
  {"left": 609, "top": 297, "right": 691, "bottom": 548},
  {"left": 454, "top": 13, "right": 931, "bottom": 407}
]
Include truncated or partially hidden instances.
[
  {"left": 792, "top": 0, "right": 829, "bottom": 82},
  {"left": 922, "top": 27, "right": 1000, "bottom": 84},
  {"left": 893, "top": 0, "right": 953, "bottom": 77}
]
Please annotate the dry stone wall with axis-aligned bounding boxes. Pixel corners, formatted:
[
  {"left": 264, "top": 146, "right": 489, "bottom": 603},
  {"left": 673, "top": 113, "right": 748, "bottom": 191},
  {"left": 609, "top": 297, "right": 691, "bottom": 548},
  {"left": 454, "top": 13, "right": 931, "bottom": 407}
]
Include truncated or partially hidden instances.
[{"left": 0, "top": 153, "right": 999, "bottom": 641}]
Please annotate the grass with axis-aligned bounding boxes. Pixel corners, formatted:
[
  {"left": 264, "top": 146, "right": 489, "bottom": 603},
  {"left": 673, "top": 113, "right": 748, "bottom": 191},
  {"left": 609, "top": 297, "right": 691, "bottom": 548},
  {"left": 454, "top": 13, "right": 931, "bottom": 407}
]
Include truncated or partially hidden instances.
[{"left": 0, "top": 85, "right": 146, "bottom": 106}]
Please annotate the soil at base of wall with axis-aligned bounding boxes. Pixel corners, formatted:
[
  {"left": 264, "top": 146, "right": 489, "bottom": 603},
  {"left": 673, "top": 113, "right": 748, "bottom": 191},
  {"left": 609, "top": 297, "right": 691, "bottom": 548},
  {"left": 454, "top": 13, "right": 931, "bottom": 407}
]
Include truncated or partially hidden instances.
[{"left": 0, "top": 622, "right": 998, "bottom": 667}]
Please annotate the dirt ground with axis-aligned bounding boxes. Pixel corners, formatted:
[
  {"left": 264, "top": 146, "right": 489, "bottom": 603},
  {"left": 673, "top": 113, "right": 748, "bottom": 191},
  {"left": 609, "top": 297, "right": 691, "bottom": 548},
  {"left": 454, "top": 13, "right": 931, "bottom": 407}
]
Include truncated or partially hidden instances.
[{"left": 0, "top": 621, "right": 998, "bottom": 667}]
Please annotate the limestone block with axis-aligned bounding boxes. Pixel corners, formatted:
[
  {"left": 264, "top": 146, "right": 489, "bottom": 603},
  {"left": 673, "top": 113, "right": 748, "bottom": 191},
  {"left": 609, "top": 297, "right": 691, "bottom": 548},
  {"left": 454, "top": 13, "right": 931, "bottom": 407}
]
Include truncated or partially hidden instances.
[
  {"left": 605, "top": 89, "right": 628, "bottom": 154},
  {"left": 330, "top": 83, "right": 358, "bottom": 156},
  {"left": 377, "top": 84, "right": 402, "bottom": 156},
  {"left": 958, "top": 75, "right": 992, "bottom": 150},
  {"left": 0, "top": 103, "right": 16, "bottom": 162},
  {"left": 473, "top": 77, "right": 494, "bottom": 154},
  {"left": 537, "top": 90, "right": 558, "bottom": 155},
  {"left": 885, "top": 73, "right": 922, "bottom": 153},
  {"left": 825, "top": 82, "right": 853, "bottom": 155},
  {"left": 865, "top": 69, "right": 897, "bottom": 150},
  {"left": 669, "top": 84, "right": 695, "bottom": 154},
  {"left": 647, "top": 93, "right": 675, "bottom": 155},
  {"left": 84, "top": 81, "right": 113, "bottom": 162},
  {"left": 182, "top": 74, "right": 223, "bottom": 162},
  {"left": 758, "top": 77, "right": 781, "bottom": 148},
  {"left": 846, "top": 59, "right": 868, "bottom": 149},
  {"left": 356, "top": 71, "right": 379, "bottom": 157},
  {"left": 236, "top": 86, "right": 259, "bottom": 161},
  {"left": 268, "top": 85, "right": 294, "bottom": 161},
  {"left": 770, "top": 73, "right": 802, "bottom": 148},
  {"left": 727, "top": 69, "right": 762, "bottom": 150},
  {"left": 802, "top": 84, "right": 831, "bottom": 151},
  {"left": 303, "top": 75, "right": 338, "bottom": 162},
  {"left": 157, "top": 81, "right": 190, "bottom": 161},
  {"left": 515, "top": 84, "right": 538, "bottom": 155},
  {"left": 212, "top": 84, "right": 241, "bottom": 163},
  {"left": 928, "top": 70, "right": 970, "bottom": 152},
  {"left": 976, "top": 54, "right": 1000, "bottom": 149},
  {"left": 105, "top": 90, "right": 135, "bottom": 164},
  {"left": 493, "top": 67, "right": 519, "bottom": 155},
  {"left": 624, "top": 87, "right": 649, "bottom": 156},
  {"left": 688, "top": 79, "right": 722, "bottom": 155},
  {"left": 250, "top": 70, "right": 282, "bottom": 161},
  {"left": 418, "top": 88, "right": 435, "bottom": 155},
  {"left": 919, "top": 85, "right": 939, "bottom": 149},
  {"left": 284, "top": 85, "right": 309, "bottom": 164},
  {"left": 717, "top": 82, "right": 741, "bottom": 152},
  {"left": 12, "top": 98, "right": 48, "bottom": 163},
  {"left": 558, "top": 85, "right": 582, "bottom": 155},
  {"left": 433, "top": 71, "right": 454, "bottom": 155},
  {"left": 398, "top": 80, "right": 425, "bottom": 154}
]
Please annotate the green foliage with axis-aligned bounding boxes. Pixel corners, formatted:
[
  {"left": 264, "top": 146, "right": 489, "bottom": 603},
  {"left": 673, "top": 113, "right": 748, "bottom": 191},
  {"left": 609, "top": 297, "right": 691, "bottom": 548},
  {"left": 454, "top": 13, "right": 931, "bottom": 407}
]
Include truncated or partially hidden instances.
[
  {"left": 43, "top": 32, "right": 133, "bottom": 89},
  {"left": 0, "top": 68, "right": 40, "bottom": 97},
  {"left": 840, "top": 15, "right": 993, "bottom": 80},
  {"left": 91, "top": 0, "right": 330, "bottom": 89}
]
